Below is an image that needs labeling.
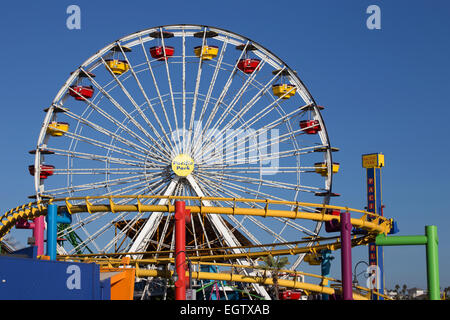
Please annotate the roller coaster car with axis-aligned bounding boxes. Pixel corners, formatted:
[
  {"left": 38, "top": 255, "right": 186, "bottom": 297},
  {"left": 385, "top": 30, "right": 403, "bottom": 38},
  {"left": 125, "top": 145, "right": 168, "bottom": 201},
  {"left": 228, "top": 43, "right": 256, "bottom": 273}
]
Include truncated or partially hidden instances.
[
  {"left": 149, "top": 46, "right": 175, "bottom": 61},
  {"left": 388, "top": 219, "right": 399, "bottom": 234},
  {"left": 324, "top": 209, "right": 341, "bottom": 233},
  {"left": 272, "top": 84, "right": 297, "bottom": 99},
  {"left": 237, "top": 58, "right": 260, "bottom": 74},
  {"left": 352, "top": 227, "right": 368, "bottom": 235},
  {"left": 105, "top": 59, "right": 130, "bottom": 75},
  {"left": 194, "top": 45, "right": 219, "bottom": 60},
  {"left": 300, "top": 120, "right": 321, "bottom": 134},
  {"left": 304, "top": 253, "right": 321, "bottom": 265},
  {"left": 69, "top": 85, "right": 94, "bottom": 101},
  {"left": 47, "top": 122, "right": 69, "bottom": 137},
  {"left": 28, "top": 164, "right": 55, "bottom": 179}
]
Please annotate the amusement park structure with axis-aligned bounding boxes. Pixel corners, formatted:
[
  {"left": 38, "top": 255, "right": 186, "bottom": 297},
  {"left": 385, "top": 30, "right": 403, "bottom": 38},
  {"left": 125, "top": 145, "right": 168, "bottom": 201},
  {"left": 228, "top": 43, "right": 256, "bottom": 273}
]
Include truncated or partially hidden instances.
[{"left": 0, "top": 25, "right": 440, "bottom": 300}]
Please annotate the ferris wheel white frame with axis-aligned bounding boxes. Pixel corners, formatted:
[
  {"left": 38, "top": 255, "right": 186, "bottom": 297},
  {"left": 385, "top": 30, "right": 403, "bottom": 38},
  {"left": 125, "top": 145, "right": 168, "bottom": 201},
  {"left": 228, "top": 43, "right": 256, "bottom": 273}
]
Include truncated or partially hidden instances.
[{"left": 31, "top": 24, "right": 336, "bottom": 299}]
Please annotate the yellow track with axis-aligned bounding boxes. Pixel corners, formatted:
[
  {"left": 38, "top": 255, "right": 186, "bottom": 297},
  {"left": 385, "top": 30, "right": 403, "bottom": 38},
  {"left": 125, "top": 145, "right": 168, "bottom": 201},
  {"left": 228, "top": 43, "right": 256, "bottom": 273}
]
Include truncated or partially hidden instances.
[
  {"left": 0, "top": 195, "right": 392, "bottom": 238},
  {"left": 0, "top": 195, "right": 393, "bottom": 299}
]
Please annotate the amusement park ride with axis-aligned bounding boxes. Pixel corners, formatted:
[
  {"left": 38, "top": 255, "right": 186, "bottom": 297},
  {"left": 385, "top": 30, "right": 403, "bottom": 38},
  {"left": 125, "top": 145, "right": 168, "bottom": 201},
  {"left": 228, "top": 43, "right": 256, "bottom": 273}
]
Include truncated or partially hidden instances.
[{"left": 0, "top": 25, "right": 440, "bottom": 300}]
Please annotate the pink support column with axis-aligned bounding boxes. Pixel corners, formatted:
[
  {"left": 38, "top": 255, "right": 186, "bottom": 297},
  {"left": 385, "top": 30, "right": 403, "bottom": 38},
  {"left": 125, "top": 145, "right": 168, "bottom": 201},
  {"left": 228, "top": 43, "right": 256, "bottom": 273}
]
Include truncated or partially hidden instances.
[
  {"left": 15, "top": 216, "right": 45, "bottom": 256},
  {"left": 33, "top": 216, "right": 45, "bottom": 256},
  {"left": 175, "top": 201, "right": 187, "bottom": 300},
  {"left": 340, "top": 210, "right": 353, "bottom": 300}
]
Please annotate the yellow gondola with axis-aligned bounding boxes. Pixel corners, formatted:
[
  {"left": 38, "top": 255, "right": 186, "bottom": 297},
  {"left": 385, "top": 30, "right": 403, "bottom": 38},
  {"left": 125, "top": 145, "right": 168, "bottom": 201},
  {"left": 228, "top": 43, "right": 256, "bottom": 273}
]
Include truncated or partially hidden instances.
[
  {"left": 47, "top": 122, "right": 69, "bottom": 137},
  {"left": 194, "top": 45, "right": 219, "bottom": 60},
  {"left": 272, "top": 84, "right": 297, "bottom": 99},
  {"left": 105, "top": 59, "right": 130, "bottom": 75},
  {"left": 314, "top": 162, "right": 340, "bottom": 177}
]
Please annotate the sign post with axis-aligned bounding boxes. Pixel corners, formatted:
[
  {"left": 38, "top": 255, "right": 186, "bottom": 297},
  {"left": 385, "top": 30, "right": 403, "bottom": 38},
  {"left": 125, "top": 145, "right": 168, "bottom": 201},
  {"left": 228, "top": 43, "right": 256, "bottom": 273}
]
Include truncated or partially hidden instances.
[{"left": 362, "top": 153, "right": 385, "bottom": 299}]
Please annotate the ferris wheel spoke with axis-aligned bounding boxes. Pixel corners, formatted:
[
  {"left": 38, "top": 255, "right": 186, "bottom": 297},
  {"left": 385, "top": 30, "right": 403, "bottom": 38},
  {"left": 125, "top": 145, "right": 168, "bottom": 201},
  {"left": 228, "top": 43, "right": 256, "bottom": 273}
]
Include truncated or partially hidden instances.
[
  {"left": 186, "top": 27, "right": 209, "bottom": 154},
  {"left": 196, "top": 177, "right": 264, "bottom": 245},
  {"left": 51, "top": 167, "right": 152, "bottom": 175},
  {"left": 63, "top": 110, "right": 168, "bottom": 165},
  {"left": 100, "top": 54, "right": 163, "bottom": 142},
  {"left": 138, "top": 36, "right": 179, "bottom": 154},
  {"left": 63, "top": 97, "right": 169, "bottom": 162},
  {"left": 215, "top": 127, "right": 309, "bottom": 167},
  {"left": 197, "top": 178, "right": 301, "bottom": 274},
  {"left": 127, "top": 178, "right": 180, "bottom": 256},
  {"left": 205, "top": 67, "right": 286, "bottom": 148},
  {"left": 102, "top": 175, "right": 168, "bottom": 198},
  {"left": 63, "top": 183, "right": 164, "bottom": 247},
  {"left": 203, "top": 144, "right": 326, "bottom": 167},
  {"left": 115, "top": 44, "right": 175, "bottom": 154},
  {"left": 102, "top": 196, "right": 157, "bottom": 253},
  {"left": 196, "top": 171, "right": 293, "bottom": 202},
  {"left": 204, "top": 171, "right": 322, "bottom": 194},
  {"left": 65, "top": 180, "right": 169, "bottom": 253},
  {"left": 153, "top": 184, "right": 186, "bottom": 253},
  {"left": 186, "top": 175, "right": 262, "bottom": 264},
  {"left": 192, "top": 41, "right": 250, "bottom": 156},
  {"left": 204, "top": 59, "right": 268, "bottom": 139},
  {"left": 79, "top": 67, "right": 167, "bottom": 157},
  {"left": 198, "top": 174, "right": 318, "bottom": 241},
  {"left": 191, "top": 37, "right": 229, "bottom": 155},
  {"left": 181, "top": 30, "right": 187, "bottom": 153},
  {"left": 271, "top": 216, "right": 318, "bottom": 237},
  {"left": 65, "top": 104, "right": 152, "bottom": 153},
  {"left": 67, "top": 210, "right": 130, "bottom": 255},
  {"left": 159, "top": 28, "right": 181, "bottom": 155},
  {"left": 224, "top": 174, "right": 324, "bottom": 193},
  {"left": 195, "top": 172, "right": 265, "bottom": 203},
  {"left": 198, "top": 100, "right": 305, "bottom": 161},
  {"left": 43, "top": 173, "right": 153, "bottom": 196},
  {"left": 62, "top": 129, "right": 150, "bottom": 162},
  {"left": 48, "top": 147, "right": 148, "bottom": 168},
  {"left": 203, "top": 173, "right": 320, "bottom": 236},
  {"left": 195, "top": 59, "right": 268, "bottom": 157}
]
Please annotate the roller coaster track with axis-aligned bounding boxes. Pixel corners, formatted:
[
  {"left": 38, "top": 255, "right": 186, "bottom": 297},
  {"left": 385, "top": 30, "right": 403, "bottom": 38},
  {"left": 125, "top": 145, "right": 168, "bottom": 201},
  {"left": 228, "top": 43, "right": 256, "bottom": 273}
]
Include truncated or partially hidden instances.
[
  {"left": 0, "top": 195, "right": 392, "bottom": 239},
  {"left": 0, "top": 195, "right": 393, "bottom": 300}
]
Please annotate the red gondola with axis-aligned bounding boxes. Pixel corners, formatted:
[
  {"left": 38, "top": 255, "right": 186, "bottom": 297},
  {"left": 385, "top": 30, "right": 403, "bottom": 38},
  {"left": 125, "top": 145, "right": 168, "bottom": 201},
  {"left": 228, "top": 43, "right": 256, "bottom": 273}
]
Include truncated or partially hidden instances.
[
  {"left": 69, "top": 85, "right": 94, "bottom": 101},
  {"left": 28, "top": 164, "right": 55, "bottom": 179},
  {"left": 149, "top": 46, "right": 175, "bottom": 61},
  {"left": 237, "top": 58, "right": 260, "bottom": 74},
  {"left": 300, "top": 120, "right": 321, "bottom": 134}
]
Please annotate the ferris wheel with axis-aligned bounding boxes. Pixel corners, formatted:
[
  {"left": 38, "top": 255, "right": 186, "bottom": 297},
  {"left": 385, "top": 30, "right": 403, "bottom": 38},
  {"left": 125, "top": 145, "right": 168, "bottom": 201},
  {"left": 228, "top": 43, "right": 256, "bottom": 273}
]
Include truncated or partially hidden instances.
[{"left": 30, "top": 24, "right": 337, "bottom": 298}]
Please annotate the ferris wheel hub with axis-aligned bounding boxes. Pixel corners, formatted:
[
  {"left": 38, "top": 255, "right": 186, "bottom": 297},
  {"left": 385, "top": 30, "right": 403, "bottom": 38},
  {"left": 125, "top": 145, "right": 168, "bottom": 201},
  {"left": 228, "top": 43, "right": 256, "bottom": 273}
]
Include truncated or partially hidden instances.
[{"left": 171, "top": 154, "right": 195, "bottom": 177}]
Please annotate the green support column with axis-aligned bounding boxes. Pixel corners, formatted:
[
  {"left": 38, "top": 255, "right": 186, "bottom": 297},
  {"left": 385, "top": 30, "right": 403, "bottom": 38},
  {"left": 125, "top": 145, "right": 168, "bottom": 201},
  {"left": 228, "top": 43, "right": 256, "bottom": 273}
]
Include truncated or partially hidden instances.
[
  {"left": 375, "top": 225, "right": 440, "bottom": 300},
  {"left": 425, "top": 225, "right": 440, "bottom": 300},
  {"left": 375, "top": 234, "right": 427, "bottom": 246}
]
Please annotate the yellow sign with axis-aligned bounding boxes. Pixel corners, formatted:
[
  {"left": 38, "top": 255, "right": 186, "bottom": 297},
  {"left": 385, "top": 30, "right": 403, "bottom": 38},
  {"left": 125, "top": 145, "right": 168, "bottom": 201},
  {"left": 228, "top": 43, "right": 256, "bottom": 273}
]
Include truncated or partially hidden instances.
[
  {"left": 362, "top": 153, "right": 385, "bottom": 168},
  {"left": 171, "top": 154, "right": 195, "bottom": 177}
]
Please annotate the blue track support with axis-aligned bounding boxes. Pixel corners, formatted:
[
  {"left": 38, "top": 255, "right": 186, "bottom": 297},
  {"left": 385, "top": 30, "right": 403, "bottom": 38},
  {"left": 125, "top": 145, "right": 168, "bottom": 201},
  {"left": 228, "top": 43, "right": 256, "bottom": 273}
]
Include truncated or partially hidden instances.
[
  {"left": 46, "top": 204, "right": 72, "bottom": 260},
  {"left": 320, "top": 249, "right": 333, "bottom": 300},
  {"left": 46, "top": 204, "right": 58, "bottom": 260}
]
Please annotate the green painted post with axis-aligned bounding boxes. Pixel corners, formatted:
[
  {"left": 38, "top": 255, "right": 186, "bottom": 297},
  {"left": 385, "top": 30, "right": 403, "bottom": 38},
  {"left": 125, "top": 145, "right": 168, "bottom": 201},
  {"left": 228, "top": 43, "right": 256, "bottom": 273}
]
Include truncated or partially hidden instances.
[
  {"left": 425, "top": 226, "right": 440, "bottom": 300},
  {"left": 375, "top": 225, "right": 440, "bottom": 300},
  {"left": 375, "top": 234, "right": 427, "bottom": 246}
]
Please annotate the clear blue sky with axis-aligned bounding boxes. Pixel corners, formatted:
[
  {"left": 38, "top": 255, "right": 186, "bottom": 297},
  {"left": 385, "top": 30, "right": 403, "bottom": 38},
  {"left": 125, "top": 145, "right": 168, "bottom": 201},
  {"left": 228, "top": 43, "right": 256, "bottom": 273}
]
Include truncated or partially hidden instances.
[{"left": 0, "top": 0, "right": 449, "bottom": 291}]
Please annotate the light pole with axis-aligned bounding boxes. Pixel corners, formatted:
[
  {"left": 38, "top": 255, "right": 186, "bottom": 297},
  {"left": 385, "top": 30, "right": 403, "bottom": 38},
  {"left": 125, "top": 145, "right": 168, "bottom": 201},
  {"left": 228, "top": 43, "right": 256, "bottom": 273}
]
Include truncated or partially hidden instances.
[{"left": 353, "top": 260, "right": 369, "bottom": 286}]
